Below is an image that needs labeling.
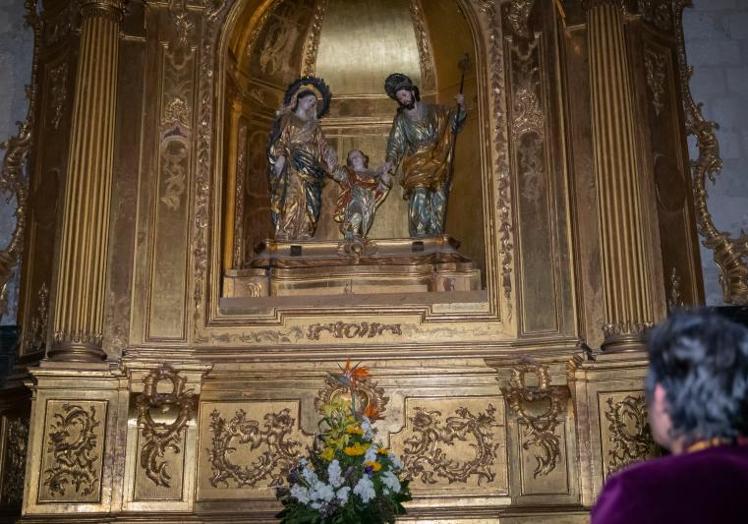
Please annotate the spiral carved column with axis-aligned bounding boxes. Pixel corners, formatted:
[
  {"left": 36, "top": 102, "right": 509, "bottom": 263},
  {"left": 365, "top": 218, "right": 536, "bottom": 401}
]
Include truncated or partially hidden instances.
[
  {"left": 585, "top": 0, "right": 654, "bottom": 351},
  {"left": 49, "top": 0, "right": 125, "bottom": 362}
]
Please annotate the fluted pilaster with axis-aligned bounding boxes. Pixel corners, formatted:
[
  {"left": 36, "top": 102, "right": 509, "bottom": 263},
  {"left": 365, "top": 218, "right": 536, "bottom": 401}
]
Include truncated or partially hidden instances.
[
  {"left": 586, "top": 0, "right": 654, "bottom": 351},
  {"left": 49, "top": 0, "right": 125, "bottom": 362}
]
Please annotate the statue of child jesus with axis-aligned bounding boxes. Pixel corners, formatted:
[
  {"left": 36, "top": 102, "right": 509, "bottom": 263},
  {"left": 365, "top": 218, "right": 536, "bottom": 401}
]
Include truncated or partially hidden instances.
[{"left": 331, "top": 149, "right": 392, "bottom": 240}]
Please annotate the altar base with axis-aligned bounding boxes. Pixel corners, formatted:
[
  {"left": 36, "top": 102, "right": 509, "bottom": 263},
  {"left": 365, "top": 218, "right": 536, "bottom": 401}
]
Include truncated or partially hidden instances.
[{"left": 223, "top": 236, "right": 481, "bottom": 297}]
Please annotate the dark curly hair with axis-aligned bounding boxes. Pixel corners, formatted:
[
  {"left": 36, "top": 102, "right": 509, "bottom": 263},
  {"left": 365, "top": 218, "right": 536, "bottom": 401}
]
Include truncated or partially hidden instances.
[{"left": 646, "top": 309, "right": 748, "bottom": 443}]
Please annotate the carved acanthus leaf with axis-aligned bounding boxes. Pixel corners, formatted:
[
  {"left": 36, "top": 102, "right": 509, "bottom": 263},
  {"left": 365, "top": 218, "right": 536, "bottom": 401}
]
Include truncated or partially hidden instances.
[
  {"left": 306, "top": 321, "right": 402, "bottom": 340},
  {"left": 43, "top": 404, "right": 101, "bottom": 497},
  {"left": 604, "top": 394, "right": 659, "bottom": 476},
  {"left": 403, "top": 404, "right": 500, "bottom": 485},
  {"left": 136, "top": 365, "right": 194, "bottom": 488},
  {"left": 502, "top": 363, "right": 568, "bottom": 478},
  {"left": 207, "top": 408, "right": 303, "bottom": 488}
]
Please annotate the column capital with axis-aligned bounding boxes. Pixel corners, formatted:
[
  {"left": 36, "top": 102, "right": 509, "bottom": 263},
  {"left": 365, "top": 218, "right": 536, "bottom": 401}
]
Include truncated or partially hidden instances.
[
  {"left": 78, "top": 0, "right": 127, "bottom": 22},
  {"left": 580, "top": 0, "right": 625, "bottom": 11}
]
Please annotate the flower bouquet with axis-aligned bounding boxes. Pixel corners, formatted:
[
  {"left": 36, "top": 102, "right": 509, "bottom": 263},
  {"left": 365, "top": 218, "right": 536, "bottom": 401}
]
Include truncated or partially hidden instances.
[{"left": 276, "top": 361, "right": 411, "bottom": 523}]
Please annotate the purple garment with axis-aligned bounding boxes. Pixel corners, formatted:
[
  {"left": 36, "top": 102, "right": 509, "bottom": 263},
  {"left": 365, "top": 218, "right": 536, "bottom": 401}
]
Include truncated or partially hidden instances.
[{"left": 591, "top": 445, "right": 748, "bottom": 524}]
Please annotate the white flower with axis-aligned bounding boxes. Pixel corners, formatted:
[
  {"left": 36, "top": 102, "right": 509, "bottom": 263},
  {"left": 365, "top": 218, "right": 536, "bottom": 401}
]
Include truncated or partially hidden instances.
[
  {"left": 302, "top": 466, "right": 319, "bottom": 485},
  {"left": 381, "top": 471, "right": 401, "bottom": 493},
  {"left": 290, "top": 484, "right": 311, "bottom": 504},
  {"left": 361, "top": 417, "right": 375, "bottom": 440},
  {"left": 310, "top": 501, "right": 322, "bottom": 510},
  {"left": 310, "top": 481, "right": 335, "bottom": 502},
  {"left": 327, "top": 459, "right": 343, "bottom": 488},
  {"left": 336, "top": 486, "right": 351, "bottom": 504},
  {"left": 353, "top": 475, "right": 376, "bottom": 503},
  {"left": 388, "top": 452, "right": 403, "bottom": 470},
  {"left": 364, "top": 446, "right": 378, "bottom": 463}
]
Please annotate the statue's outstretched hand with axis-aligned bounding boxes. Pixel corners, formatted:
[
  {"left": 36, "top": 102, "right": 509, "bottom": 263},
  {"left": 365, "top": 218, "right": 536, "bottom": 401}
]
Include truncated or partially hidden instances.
[{"left": 324, "top": 147, "right": 338, "bottom": 170}]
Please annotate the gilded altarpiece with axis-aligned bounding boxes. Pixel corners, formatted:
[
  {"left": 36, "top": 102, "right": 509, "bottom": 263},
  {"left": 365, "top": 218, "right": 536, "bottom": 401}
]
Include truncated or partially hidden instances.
[{"left": 0, "top": 0, "right": 707, "bottom": 522}]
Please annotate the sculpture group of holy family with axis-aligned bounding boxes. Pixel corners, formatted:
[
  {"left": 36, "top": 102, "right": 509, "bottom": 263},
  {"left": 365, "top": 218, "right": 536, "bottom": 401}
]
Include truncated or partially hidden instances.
[{"left": 267, "top": 73, "right": 466, "bottom": 242}]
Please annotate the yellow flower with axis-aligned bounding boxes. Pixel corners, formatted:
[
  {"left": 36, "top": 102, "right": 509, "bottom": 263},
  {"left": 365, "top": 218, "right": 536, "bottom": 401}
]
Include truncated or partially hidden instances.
[
  {"left": 377, "top": 447, "right": 389, "bottom": 455},
  {"left": 320, "top": 447, "right": 335, "bottom": 461},
  {"left": 364, "top": 460, "right": 382, "bottom": 472},
  {"left": 345, "top": 424, "right": 364, "bottom": 436},
  {"left": 343, "top": 443, "right": 369, "bottom": 456}
]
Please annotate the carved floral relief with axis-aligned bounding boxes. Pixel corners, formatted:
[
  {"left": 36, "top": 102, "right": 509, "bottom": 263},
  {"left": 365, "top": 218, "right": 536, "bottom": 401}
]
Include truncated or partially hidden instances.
[
  {"left": 502, "top": 363, "right": 568, "bottom": 478},
  {"left": 205, "top": 406, "right": 306, "bottom": 490},
  {"left": 1, "top": 416, "right": 29, "bottom": 507},
  {"left": 136, "top": 365, "right": 194, "bottom": 489},
  {"left": 40, "top": 401, "right": 106, "bottom": 502},
  {"left": 603, "top": 394, "right": 659, "bottom": 476}
]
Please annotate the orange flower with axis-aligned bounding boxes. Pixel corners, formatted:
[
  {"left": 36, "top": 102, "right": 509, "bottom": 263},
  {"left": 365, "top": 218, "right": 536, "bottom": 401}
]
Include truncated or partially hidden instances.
[
  {"left": 377, "top": 447, "right": 390, "bottom": 455},
  {"left": 364, "top": 403, "right": 380, "bottom": 420},
  {"left": 341, "top": 359, "right": 369, "bottom": 384},
  {"left": 343, "top": 443, "right": 368, "bottom": 456},
  {"left": 364, "top": 460, "right": 382, "bottom": 472}
]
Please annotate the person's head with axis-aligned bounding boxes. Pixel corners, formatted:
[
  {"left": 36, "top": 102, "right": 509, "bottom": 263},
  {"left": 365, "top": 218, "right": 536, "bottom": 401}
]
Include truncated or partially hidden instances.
[
  {"left": 646, "top": 309, "right": 748, "bottom": 452},
  {"left": 346, "top": 149, "right": 369, "bottom": 171},
  {"left": 395, "top": 87, "right": 420, "bottom": 110},
  {"left": 385, "top": 73, "right": 420, "bottom": 110},
  {"left": 294, "top": 90, "right": 318, "bottom": 115}
]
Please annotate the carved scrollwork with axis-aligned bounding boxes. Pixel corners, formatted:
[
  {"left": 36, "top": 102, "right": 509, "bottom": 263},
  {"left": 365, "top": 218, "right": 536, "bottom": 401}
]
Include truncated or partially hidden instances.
[
  {"left": 476, "top": 0, "right": 514, "bottom": 316},
  {"left": 643, "top": 48, "right": 666, "bottom": 117},
  {"left": 502, "top": 363, "right": 568, "bottom": 478},
  {"left": 43, "top": 403, "right": 101, "bottom": 497},
  {"left": 207, "top": 408, "right": 302, "bottom": 488},
  {"left": 232, "top": 122, "right": 248, "bottom": 268},
  {"left": 48, "top": 62, "right": 69, "bottom": 130},
  {"left": 667, "top": 266, "right": 685, "bottom": 311},
  {"left": 604, "top": 394, "right": 658, "bottom": 475},
  {"left": 193, "top": 0, "right": 231, "bottom": 336},
  {"left": 674, "top": 1, "right": 748, "bottom": 305},
  {"left": 306, "top": 321, "right": 402, "bottom": 340},
  {"left": 636, "top": 0, "right": 673, "bottom": 32},
  {"left": 507, "top": 0, "right": 535, "bottom": 39},
  {"left": 403, "top": 404, "right": 499, "bottom": 485},
  {"left": 315, "top": 371, "right": 389, "bottom": 418},
  {"left": 1, "top": 417, "right": 29, "bottom": 506},
  {"left": 169, "top": 0, "right": 194, "bottom": 49},
  {"left": 136, "top": 365, "right": 194, "bottom": 488},
  {"left": 301, "top": 0, "right": 328, "bottom": 76},
  {"left": 408, "top": 0, "right": 437, "bottom": 92},
  {"left": 0, "top": 0, "right": 41, "bottom": 322},
  {"left": 25, "top": 282, "right": 48, "bottom": 353}
]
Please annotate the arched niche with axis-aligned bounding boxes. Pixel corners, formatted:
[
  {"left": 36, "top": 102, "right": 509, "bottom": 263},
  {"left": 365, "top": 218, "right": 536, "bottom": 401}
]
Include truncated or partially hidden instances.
[{"left": 218, "top": 0, "right": 490, "bottom": 296}]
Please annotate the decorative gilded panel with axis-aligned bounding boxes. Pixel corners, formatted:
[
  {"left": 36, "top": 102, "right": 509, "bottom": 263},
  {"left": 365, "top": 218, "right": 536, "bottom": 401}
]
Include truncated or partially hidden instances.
[
  {"left": 503, "top": 363, "right": 572, "bottom": 497},
  {"left": 38, "top": 400, "right": 107, "bottom": 503},
  {"left": 0, "top": 416, "right": 29, "bottom": 507},
  {"left": 197, "top": 401, "right": 311, "bottom": 500},
  {"left": 133, "top": 365, "right": 195, "bottom": 501},
  {"left": 147, "top": 29, "right": 197, "bottom": 341},
  {"left": 390, "top": 397, "right": 505, "bottom": 496},
  {"left": 601, "top": 392, "right": 659, "bottom": 478}
]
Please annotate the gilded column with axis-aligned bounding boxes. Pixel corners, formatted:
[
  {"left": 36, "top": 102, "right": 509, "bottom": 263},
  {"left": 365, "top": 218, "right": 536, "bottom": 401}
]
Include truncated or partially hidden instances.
[
  {"left": 584, "top": 0, "right": 654, "bottom": 351},
  {"left": 49, "top": 0, "right": 125, "bottom": 361}
]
